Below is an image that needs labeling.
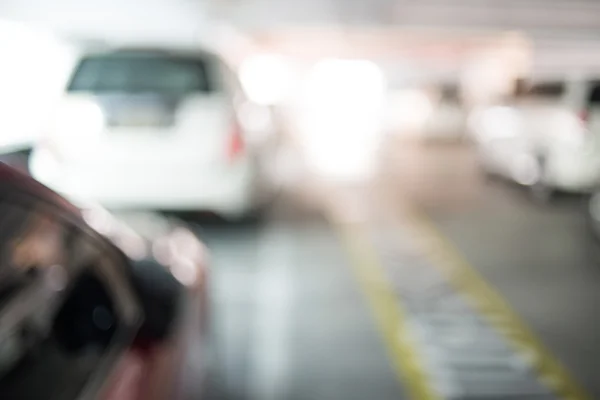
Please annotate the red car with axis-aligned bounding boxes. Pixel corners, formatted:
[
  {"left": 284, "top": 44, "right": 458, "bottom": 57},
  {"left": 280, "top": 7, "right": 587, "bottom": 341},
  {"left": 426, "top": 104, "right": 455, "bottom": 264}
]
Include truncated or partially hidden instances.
[{"left": 0, "top": 163, "right": 210, "bottom": 400}]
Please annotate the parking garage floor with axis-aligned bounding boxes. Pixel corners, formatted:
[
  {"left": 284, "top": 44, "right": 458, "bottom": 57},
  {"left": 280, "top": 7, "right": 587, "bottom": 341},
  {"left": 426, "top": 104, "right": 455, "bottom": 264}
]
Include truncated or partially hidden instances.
[
  {"left": 193, "top": 140, "right": 600, "bottom": 400},
  {"left": 384, "top": 141, "right": 600, "bottom": 398},
  {"left": 4, "top": 141, "right": 598, "bottom": 400},
  {"left": 197, "top": 203, "right": 405, "bottom": 400}
]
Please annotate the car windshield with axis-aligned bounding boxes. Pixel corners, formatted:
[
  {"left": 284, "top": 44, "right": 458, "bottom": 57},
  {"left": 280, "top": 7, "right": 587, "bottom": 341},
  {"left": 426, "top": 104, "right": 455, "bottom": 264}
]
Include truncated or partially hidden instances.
[{"left": 67, "top": 52, "right": 217, "bottom": 95}]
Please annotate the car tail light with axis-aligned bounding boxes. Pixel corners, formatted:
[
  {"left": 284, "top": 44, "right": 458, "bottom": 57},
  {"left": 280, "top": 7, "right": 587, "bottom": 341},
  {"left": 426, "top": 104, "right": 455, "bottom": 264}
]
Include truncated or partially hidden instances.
[
  {"left": 226, "top": 119, "right": 245, "bottom": 162},
  {"left": 579, "top": 109, "right": 589, "bottom": 125}
]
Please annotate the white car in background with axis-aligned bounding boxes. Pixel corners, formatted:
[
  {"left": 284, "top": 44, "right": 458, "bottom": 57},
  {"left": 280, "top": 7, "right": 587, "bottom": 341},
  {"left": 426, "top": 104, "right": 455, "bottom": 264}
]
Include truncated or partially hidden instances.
[
  {"left": 30, "top": 46, "right": 276, "bottom": 219},
  {"left": 472, "top": 79, "right": 600, "bottom": 199}
]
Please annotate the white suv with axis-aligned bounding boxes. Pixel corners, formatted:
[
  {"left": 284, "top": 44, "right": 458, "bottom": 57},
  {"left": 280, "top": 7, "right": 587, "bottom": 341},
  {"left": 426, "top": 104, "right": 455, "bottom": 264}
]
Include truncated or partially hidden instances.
[{"left": 30, "top": 47, "right": 274, "bottom": 218}]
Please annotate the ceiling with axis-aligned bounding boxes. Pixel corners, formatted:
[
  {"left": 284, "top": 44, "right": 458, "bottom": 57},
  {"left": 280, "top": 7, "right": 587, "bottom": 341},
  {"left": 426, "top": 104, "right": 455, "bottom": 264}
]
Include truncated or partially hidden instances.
[
  {"left": 211, "top": 0, "right": 600, "bottom": 78},
  {"left": 215, "top": 0, "right": 600, "bottom": 37},
  {"left": 3, "top": 0, "right": 600, "bottom": 77}
]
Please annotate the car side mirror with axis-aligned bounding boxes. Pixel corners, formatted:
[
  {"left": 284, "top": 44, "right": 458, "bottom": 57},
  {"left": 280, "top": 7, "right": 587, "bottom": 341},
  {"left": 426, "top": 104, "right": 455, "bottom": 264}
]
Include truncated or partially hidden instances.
[{"left": 127, "top": 258, "right": 184, "bottom": 341}]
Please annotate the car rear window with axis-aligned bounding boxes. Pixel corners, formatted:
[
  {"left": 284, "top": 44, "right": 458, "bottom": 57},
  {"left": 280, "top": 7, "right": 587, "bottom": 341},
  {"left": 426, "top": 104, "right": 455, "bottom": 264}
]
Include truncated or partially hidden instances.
[{"left": 67, "top": 52, "right": 218, "bottom": 95}]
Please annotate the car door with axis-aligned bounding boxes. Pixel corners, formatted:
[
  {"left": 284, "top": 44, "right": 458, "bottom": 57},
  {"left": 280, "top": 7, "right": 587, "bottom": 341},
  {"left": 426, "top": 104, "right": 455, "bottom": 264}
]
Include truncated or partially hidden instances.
[{"left": 0, "top": 194, "right": 143, "bottom": 400}]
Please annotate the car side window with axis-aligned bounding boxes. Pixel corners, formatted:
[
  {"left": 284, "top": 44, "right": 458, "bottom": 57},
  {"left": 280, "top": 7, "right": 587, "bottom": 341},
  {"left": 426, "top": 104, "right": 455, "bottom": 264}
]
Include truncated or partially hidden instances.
[{"left": 0, "top": 200, "right": 140, "bottom": 400}]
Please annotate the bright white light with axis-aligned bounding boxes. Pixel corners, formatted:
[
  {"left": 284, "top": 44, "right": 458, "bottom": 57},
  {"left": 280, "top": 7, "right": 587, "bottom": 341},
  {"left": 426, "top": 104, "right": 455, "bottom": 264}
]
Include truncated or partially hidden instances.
[
  {"left": 298, "top": 58, "right": 387, "bottom": 181},
  {"left": 0, "top": 21, "right": 76, "bottom": 148},
  {"left": 239, "top": 54, "right": 293, "bottom": 106},
  {"left": 387, "top": 89, "right": 433, "bottom": 131}
]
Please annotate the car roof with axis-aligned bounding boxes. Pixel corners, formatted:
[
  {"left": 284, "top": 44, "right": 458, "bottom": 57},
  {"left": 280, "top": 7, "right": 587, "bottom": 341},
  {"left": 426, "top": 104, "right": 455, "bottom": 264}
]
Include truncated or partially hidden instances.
[{"left": 78, "top": 45, "right": 223, "bottom": 64}]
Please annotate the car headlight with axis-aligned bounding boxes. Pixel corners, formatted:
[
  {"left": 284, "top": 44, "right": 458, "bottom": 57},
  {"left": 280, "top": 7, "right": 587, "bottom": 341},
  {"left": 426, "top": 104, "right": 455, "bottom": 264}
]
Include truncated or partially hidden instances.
[{"left": 388, "top": 89, "right": 433, "bottom": 130}]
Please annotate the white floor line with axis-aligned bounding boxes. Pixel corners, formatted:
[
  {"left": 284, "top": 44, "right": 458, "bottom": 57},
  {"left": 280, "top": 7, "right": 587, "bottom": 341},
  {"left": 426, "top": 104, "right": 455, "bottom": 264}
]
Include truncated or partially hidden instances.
[{"left": 249, "top": 222, "right": 294, "bottom": 400}]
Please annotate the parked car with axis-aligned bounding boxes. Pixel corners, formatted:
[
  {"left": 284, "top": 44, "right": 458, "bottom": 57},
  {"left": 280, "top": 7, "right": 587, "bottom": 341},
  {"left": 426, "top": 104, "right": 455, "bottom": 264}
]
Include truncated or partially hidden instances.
[
  {"left": 0, "top": 163, "right": 210, "bottom": 400},
  {"left": 29, "top": 46, "right": 277, "bottom": 219},
  {"left": 472, "top": 79, "right": 600, "bottom": 199}
]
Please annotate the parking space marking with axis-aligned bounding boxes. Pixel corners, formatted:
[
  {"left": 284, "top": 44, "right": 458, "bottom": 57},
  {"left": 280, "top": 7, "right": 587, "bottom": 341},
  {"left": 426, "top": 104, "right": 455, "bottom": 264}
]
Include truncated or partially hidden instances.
[
  {"left": 326, "top": 183, "right": 590, "bottom": 400},
  {"left": 405, "top": 210, "right": 591, "bottom": 400},
  {"left": 336, "top": 222, "right": 441, "bottom": 400},
  {"left": 250, "top": 223, "right": 294, "bottom": 400}
]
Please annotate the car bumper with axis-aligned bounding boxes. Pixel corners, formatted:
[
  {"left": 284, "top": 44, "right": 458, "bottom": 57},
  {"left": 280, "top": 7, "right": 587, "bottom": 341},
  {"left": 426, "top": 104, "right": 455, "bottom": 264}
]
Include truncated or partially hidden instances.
[{"left": 30, "top": 151, "right": 258, "bottom": 217}]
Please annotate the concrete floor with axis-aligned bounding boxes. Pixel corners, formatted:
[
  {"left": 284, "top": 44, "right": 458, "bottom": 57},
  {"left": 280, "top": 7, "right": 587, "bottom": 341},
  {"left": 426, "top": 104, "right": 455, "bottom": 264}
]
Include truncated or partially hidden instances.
[
  {"left": 382, "top": 140, "right": 600, "bottom": 398},
  {"left": 425, "top": 179, "right": 600, "bottom": 398},
  {"left": 198, "top": 140, "right": 600, "bottom": 399},
  {"left": 196, "top": 206, "right": 404, "bottom": 400}
]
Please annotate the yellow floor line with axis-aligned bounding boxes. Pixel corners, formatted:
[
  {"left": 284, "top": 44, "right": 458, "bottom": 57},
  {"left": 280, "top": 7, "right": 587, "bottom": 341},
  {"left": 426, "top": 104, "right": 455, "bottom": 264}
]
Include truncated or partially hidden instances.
[
  {"left": 335, "top": 221, "right": 441, "bottom": 400},
  {"left": 406, "top": 210, "right": 591, "bottom": 400}
]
